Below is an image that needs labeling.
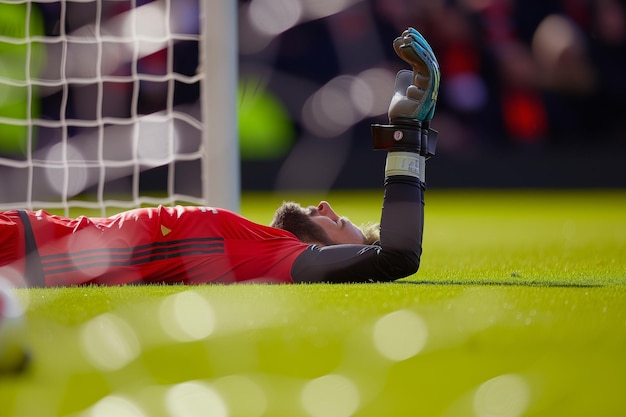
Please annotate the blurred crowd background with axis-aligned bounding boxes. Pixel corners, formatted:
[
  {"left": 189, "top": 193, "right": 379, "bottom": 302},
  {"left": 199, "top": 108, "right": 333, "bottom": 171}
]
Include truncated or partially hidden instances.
[
  {"left": 237, "top": 0, "right": 626, "bottom": 190},
  {"left": 2, "top": 0, "right": 625, "bottom": 193}
]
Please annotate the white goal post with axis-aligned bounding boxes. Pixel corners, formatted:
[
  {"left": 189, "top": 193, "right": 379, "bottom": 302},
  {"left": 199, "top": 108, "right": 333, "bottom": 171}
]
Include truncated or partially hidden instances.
[
  {"left": 0, "top": 0, "right": 239, "bottom": 216},
  {"left": 201, "top": 0, "right": 240, "bottom": 213}
]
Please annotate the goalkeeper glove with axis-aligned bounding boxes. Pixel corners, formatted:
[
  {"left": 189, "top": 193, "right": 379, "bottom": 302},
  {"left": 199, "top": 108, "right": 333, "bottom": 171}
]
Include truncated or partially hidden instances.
[{"left": 372, "top": 27, "right": 440, "bottom": 158}]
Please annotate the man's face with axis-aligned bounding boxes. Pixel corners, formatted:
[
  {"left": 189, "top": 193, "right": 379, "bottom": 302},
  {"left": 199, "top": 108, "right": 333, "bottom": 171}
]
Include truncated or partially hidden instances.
[{"left": 308, "top": 201, "right": 365, "bottom": 245}]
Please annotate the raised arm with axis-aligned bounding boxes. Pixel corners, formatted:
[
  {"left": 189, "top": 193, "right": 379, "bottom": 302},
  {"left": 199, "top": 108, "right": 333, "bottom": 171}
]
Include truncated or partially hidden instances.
[{"left": 291, "top": 27, "right": 439, "bottom": 283}]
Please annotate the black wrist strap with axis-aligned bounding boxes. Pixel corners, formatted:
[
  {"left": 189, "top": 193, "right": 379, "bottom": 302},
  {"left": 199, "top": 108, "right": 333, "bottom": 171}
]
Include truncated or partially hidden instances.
[{"left": 371, "top": 123, "right": 438, "bottom": 158}]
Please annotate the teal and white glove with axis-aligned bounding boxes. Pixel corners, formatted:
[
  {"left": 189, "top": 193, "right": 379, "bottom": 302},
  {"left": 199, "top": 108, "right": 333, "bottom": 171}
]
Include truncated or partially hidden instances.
[
  {"left": 390, "top": 27, "right": 440, "bottom": 124},
  {"left": 373, "top": 27, "right": 440, "bottom": 159}
]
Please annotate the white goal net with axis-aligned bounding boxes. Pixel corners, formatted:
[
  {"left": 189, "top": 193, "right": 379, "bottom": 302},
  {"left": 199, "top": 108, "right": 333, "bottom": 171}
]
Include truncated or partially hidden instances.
[{"left": 0, "top": 0, "right": 239, "bottom": 216}]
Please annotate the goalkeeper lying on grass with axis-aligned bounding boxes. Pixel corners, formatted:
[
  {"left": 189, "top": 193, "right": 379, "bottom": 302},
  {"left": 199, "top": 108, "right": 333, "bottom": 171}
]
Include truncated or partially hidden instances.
[{"left": 0, "top": 27, "right": 439, "bottom": 287}]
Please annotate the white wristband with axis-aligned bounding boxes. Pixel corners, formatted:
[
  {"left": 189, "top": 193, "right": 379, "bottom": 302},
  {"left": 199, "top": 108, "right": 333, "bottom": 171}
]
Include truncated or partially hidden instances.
[{"left": 385, "top": 152, "right": 425, "bottom": 182}]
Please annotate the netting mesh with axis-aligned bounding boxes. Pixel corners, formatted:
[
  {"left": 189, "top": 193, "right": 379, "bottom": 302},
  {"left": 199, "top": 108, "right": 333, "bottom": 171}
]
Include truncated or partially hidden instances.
[{"left": 0, "top": 0, "right": 207, "bottom": 216}]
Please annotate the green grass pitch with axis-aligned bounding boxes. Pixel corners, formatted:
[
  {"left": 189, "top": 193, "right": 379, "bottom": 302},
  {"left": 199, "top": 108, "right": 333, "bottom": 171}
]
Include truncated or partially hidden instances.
[{"left": 1, "top": 189, "right": 625, "bottom": 417}]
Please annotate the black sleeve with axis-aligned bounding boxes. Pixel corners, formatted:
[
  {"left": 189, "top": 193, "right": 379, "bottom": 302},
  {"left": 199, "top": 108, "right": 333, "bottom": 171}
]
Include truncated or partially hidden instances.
[{"left": 291, "top": 175, "right": 425, "bottom": 283}]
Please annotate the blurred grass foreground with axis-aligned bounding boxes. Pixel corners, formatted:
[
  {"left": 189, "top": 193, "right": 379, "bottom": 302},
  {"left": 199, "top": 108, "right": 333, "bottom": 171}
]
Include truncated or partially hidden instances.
[{"left": 1, "top": 189, "right": 625, "bottom": 417}]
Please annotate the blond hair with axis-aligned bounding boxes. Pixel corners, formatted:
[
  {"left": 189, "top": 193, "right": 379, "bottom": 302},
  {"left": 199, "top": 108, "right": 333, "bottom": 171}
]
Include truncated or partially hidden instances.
[{"left": 360, "top": 222, "right": 380, "bottom": 245}]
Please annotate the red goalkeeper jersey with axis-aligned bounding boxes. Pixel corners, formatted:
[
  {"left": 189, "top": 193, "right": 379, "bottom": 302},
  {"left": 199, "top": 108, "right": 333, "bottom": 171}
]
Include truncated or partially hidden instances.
[{"left": 0, "top": 206, "right": 308, "bottom": 286}]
